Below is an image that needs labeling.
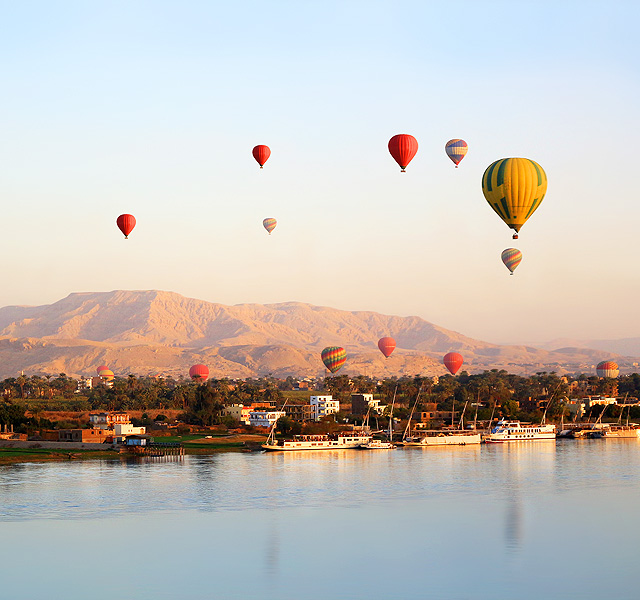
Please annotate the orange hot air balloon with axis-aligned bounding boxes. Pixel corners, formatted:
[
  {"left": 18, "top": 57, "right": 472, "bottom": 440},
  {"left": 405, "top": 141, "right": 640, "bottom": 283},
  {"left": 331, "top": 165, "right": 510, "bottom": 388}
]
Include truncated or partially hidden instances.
[
  {"left": 96, "top": 365, "right": 108, "bottom": 375},
  {"left": 388, "top": 134, "right": 418, "bottom": 172},
  {"left": 189, "top": 364, "right": 209, "bottom": 382},
  {"left": 378, "top": 337, "right": 396, "bottom": 358},
  {"left": 98, "top": 368, "right": 115, "bottom": 381},
  {"left": 116, "top": 214, "right": 136, "bottom": 239},
  {"left": 252, "top": 145, "right": 271, "bottom": 168},
  {"left": 443, "top": 352, "right": 463, "bottom": 375}
]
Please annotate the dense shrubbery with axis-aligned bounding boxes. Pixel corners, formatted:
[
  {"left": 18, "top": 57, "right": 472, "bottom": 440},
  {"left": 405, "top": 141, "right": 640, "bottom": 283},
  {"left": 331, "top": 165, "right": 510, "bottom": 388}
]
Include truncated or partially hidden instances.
[{"left": 0, "top": 369, "right": 634, "bottom": 432}]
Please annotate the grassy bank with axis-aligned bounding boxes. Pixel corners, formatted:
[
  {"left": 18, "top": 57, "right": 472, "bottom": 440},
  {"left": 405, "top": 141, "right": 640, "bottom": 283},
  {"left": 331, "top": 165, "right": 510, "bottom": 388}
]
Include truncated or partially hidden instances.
[{"left": 0, "top": 433, "right": 267, "bottom": 465}]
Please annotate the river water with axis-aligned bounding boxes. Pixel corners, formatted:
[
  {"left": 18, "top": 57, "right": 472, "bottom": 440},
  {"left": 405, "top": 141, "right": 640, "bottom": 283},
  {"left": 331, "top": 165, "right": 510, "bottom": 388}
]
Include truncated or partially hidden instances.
[{"left": 1, "top": 440, "right": 639, "bottom": 600}]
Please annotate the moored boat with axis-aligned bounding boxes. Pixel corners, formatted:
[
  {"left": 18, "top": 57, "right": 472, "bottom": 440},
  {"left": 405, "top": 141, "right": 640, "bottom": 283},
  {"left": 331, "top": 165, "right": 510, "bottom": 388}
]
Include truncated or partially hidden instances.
[
  {"left": 484, "top": 420, "right": 556, "bottom": 443},
  {"left": 602, "top": 425, "right": 640, "bottom": 439},
  {"left": 263, "top": 432, "right": 372, "bottom": 451},
  {"left": 359, "top": 439, "right": 395, "bottom": 449},
  {"left": 398, "top": 430, "right": 481, "bottom": 446}
]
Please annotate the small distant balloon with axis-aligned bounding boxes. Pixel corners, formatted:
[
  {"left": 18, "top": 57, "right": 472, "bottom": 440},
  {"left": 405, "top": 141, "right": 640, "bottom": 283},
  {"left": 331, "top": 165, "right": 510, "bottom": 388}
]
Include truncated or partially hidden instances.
[
  {"left": 96, "top": 365, "right": 108, "bottom": 375},
  {"left": 443, "top": 352, "right": 463, "bottom": 376},
  {"left": 321, "top": 346, "right": 347, "bottom": 373},
  {"left": 263, "top": 218, "right": 277, "bottom": 235},
  {"left": 445, "top": 139, "right": 468, "bottom": 167},
  {"left": 116, "top": 214, "right": 136, "bottom": 239},
  {"left": 501, "top": 248, "right": 522, "bottom": 275},
  {"left": 596, "top": 361, "right": 619, "bottom": 378},
  {"left": 252, "top": 145, "right": 271, "bottom": 168},
  {"left": 98, "top": 368, "right": 115, "bottom": 381},
  {"left": 388, "top": 134, "right": 418, "bottom": 172},
  {"left": 378, "top": 337, "right": 396, "bottom": 358},
  {"left": 189, "top": 364, "right": 209, "bottom": 382}
]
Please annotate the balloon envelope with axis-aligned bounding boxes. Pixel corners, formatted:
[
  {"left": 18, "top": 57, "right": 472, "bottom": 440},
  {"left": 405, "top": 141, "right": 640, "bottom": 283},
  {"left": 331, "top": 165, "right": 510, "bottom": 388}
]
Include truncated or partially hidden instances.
[
  {"left": 443, "top": 352, "right": 463, "bottom": 376},
  {"left": 378, "top": 337, "right": 396, "bottom": 358},
  {"left": 388, "top": 134, "right": 418, "bottom": 172},
  {"left": 445, "top": 139, "right": 468, "bottom": 166},
  {"left": 98, "top": 369, "right": 114, "bottom": 381},
  {"left": 263, "top": 218, "right": 277, "bottom": 234},
  {"left": 252, "top": 145, "right": 271, "bottom": 168},
  {"left": 501, "top": 248, "right": 522, "bottom": 274},
  {"left": 596, "top": 361, "right": 619, "bottom": 378},
  {"left": 482, "top": 158, "right": 547, "bottom": 238},
  {"left": 189, "top": 364, "right": 209, "bottom": 381},
  {"left": 96, "top": 365, "right": 108, "bottom": 375},
  {"left": 321, "top": 347, "right": 347, "bottom": 373},
  {"left": 116, "top": 214, "right": 136, "bottom": 238}
]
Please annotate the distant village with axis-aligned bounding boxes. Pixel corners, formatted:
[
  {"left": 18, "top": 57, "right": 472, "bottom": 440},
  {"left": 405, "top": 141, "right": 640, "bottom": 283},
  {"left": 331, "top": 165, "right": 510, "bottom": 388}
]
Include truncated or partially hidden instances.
[{"left": 0, "top": 365, "right": 639, "bottom": 454}]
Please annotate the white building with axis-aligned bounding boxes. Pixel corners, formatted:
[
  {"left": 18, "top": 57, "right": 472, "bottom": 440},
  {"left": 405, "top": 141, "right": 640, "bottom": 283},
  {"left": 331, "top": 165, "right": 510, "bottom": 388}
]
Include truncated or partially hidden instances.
[
  {"left": 310, "top": 396, "right": 340, "bottom": 421},
  {"left": 585, "top": 396, "right": 618, "bottom": 408},
  {"left": 249, "top": 410, "right": 286, "bottom": 428},
  {"left": 114, "top": 423, "right": 146, "bottom": 436}
]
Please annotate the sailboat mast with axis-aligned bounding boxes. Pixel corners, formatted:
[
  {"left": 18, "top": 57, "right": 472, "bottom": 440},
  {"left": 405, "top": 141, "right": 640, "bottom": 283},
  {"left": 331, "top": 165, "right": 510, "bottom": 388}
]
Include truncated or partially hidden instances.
[
  {"left": 389, "top": 385, "right": 397, "bottom": 442},
  {"left": 403, "top": 385, "right": 422, "bottom": 441}
]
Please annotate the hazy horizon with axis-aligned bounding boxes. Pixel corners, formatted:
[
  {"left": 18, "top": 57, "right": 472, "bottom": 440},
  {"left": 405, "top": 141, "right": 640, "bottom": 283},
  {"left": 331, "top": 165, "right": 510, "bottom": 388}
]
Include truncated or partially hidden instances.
[{"left": 1, "top": 1, "right": 638, "bottom": 345}]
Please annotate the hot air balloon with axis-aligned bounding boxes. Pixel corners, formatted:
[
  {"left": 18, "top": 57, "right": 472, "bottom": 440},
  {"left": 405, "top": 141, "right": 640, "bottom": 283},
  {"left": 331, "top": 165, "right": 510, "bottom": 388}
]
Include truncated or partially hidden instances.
[
  {"left": 98, "top": 368, "right": 115, "bottom": 381},
  {"left": 481, "top": 158, "right": 547, "bottom": 239},
  {"left": 388, "top": 134, "right": 418, "bottom": 172},
  {"left": 96, "top": 365, "right": 108, "bottom": 375},
  {"left": 445, "top": 139, "right": 468, "bottom": 167},
  {"left": 189, "top": 364, "right": 209, "bottom": 382},
  {"left": 443, "top": 352, "right": 463, "bottom": 376},
  {"left": 116, "top": 214, "right": 136, "bottom": 239},
  {"left": 263, "top": 218, "right": 277, "bottom": 235},
  {"left": 501, "top": 248, "right": 522, "bottom": 275},
  {"left": 596, "top": 361, "right": 619, "bottom": 378},
  {"left": 321, "top": 347, "right": 347, "bottom": 373},
  {"left": 378, "top": 337, "right": 396, "bottom": 358},
  {"left": 252, "top": 145, "right": 271, "bottom": 168}
]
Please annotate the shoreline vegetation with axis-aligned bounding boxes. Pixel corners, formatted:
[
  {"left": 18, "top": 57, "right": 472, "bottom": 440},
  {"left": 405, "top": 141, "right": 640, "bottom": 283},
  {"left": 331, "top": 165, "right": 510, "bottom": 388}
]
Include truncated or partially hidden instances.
[
  {"left": 0, "top": 433, "right": 268, "bottom": 465},
  {"left": 1, "top": 370, "right": 637, "bottom": 466}
]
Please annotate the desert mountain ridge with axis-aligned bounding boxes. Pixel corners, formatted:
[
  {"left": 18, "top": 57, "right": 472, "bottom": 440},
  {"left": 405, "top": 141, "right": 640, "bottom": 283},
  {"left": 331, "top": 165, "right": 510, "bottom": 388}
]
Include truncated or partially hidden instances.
[{"left": 0, "top": 290, "right": 632, "bottom": 379}]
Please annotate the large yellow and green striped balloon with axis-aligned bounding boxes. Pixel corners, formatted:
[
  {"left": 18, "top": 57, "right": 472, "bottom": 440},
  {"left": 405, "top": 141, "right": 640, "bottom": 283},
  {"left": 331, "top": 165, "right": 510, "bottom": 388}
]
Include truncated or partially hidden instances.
[
  {"left": 321, "top": 346, "right": 347, "bottom": 373},
  {"left": 482, "top": 158, "right": 547, "bottom": 239}
]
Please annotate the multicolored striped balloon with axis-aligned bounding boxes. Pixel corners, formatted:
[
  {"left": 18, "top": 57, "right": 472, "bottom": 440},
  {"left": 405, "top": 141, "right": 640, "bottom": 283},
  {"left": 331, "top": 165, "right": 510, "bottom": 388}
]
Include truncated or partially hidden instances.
[
  {"left": 482, "top": 158, "right": 547, "bottom": 239},
  {"left": 445, "top": 139, "right": 468, "bottom": 167},
  {"left": 501, "top": 248, "right": 522, "bottom": 275},
  {"left": 321, "top": 346, "right": 347, "bottom": 373},
  {"left": 596, "top": 361, "right": 619, "bottom": 378},
  {"left": 263, "top": 218, "right": 277, "bottom": 235}
]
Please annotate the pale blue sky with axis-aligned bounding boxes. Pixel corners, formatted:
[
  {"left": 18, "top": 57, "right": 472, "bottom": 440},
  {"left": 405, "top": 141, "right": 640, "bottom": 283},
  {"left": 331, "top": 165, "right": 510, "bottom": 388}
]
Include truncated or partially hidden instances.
[{"left": 0, "top": 0, "right": 638, "bottom": 343}]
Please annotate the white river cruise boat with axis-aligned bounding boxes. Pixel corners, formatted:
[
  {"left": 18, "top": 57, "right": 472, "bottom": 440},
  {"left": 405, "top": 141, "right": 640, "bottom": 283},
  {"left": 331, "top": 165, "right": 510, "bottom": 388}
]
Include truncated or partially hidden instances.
[
  {"left": 398, "top": 430, "right": 481, "bottom": 446},
  {"left": 263, "top": 432, "right": 372, "bottom": 451},
  {"left": 484, "top": 420, "right": 556, "bottom": 443}
]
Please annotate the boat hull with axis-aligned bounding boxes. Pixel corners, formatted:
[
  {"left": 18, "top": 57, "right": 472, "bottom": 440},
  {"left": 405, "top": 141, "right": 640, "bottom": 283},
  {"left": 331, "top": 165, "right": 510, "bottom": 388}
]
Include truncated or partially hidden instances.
[{"left": 400, "top": 433, "right": 481, "bottom": 446}]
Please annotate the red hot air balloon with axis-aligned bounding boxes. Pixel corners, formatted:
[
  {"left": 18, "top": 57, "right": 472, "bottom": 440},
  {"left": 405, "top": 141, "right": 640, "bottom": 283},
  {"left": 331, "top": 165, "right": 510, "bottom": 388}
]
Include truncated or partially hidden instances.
[
  {"left": 116, "top": 214, "right": 136, "bottom": 239},
  {"left": 378, "top": 337, "right": 396, "bottom": 358},
  {"left": 388, "top": 134, "right": 418, "bottom": 172},
  {"left": 252, "top": 145, "right": 271, "bottom": 168},
  {"left": 97, "top": 365, "right": 108, "bottom": 375},
  {"left": 189, "top": 364, "right": 209, "bottom": 382},
  {"left": 443, "top": 352, "right": 463, "bottom": 375}
]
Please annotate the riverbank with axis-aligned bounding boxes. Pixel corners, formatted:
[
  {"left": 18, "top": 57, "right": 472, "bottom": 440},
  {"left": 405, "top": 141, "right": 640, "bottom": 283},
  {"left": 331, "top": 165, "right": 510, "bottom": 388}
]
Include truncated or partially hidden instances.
[{"left": 0, "top": 433, "right": 268, "bottom": 465}]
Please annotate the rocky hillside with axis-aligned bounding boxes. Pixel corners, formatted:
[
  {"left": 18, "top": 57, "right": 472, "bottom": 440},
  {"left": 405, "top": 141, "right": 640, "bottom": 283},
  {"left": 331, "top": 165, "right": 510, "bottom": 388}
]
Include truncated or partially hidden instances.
[{"left": 0, "top": 290, "right": 630, "bottom": 378}]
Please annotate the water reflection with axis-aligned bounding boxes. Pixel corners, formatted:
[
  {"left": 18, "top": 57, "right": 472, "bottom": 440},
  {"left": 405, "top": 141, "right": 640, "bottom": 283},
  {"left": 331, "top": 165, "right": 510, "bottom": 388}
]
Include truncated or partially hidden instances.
[{"left": 2, "top": 443, "right": 640, "bottom": 600}]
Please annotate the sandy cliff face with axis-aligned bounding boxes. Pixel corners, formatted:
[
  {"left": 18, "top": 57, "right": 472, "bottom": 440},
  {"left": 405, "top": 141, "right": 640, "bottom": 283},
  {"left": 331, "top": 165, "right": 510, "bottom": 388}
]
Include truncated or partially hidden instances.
[{"left": 0, "top": 290, "right": 629, "bottom": 378}]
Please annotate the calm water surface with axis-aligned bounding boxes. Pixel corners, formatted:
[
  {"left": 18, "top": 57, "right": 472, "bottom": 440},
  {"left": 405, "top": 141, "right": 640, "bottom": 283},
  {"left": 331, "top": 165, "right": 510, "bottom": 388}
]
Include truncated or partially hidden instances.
[{"left": 1, "top": 440, "right": 639, "bottom": 599}]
